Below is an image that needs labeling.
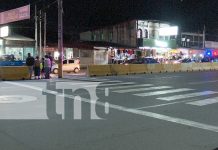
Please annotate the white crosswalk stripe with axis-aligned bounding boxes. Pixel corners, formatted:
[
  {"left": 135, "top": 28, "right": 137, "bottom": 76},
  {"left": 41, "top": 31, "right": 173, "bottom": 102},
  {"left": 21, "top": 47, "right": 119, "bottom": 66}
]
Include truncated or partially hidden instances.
[
  {"left": 157, "top": 91, "right": 218, "bottom": 101},
  {"left": 65, "top": 76, "right": 122, "bottom": 82},
  {"left": 113, "top": 86, "right": 172, "bottom": 93},
  {"left": 98, "top": 84, "right": 153, "bottom": 90},
  {"left": 84, "top": 82, "right": 136, "bottom": 88},
  {"left": 92, "top": 82, "right": 218, "bottom": 107},
  {"left": 134, "top": 88, "right": 194, "bottom": 97},
  {"left": 187, "top": 97, "right": 218, "bottom": 106}
]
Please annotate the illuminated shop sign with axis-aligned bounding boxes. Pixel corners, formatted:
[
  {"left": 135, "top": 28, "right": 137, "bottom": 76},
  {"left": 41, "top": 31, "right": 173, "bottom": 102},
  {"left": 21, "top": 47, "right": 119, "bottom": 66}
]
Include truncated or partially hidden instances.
[
  {"left": 159, "top": 26, "right": 178, "bottom": 36},
  {"left": 0, "top": 26, "right": 9, "bottom": 37},
  {"left": 0, "top": 5, "right": 30, "bottom": 25}
]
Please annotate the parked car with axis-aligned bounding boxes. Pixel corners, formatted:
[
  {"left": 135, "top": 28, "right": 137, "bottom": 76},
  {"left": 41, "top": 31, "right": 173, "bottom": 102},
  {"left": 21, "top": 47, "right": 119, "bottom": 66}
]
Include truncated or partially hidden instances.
[
  {"left": 180, "top": 58, "right": 195, "bottom": 63},
  {"left": 51, "top": 59, "right": 80, "bottom": 74},
  {"left": 201, "top": 57, "right": 210, "bottom": 62}
]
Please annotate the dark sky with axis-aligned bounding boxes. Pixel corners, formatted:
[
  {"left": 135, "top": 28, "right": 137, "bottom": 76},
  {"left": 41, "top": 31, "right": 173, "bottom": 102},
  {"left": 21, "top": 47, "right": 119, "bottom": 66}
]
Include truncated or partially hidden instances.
[{"left": 1, "top": 0, "right": 218, "bottom": 42}]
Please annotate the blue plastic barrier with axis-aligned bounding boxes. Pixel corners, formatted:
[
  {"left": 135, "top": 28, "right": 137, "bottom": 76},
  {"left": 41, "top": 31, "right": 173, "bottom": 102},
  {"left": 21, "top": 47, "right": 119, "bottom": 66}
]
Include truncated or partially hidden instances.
[{"left": 0, "top": 61, "right": 25, "bottom": 66}]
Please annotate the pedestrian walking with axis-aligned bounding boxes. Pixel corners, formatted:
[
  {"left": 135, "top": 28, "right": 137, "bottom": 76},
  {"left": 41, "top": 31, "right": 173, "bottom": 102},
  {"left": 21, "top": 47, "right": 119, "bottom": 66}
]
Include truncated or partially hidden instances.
[
  {"left": 34, "top": 56, "right": 41, "bottom": 79},
  {"left": 26, "top": 53, "right": 35, "bottom": 80},
  {"left": 44, "top": 55, "right": 51, "bottom": 79}
]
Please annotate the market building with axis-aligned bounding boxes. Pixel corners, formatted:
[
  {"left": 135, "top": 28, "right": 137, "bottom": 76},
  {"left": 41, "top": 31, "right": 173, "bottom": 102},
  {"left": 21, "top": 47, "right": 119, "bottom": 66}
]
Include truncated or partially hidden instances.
[
  {"left": 0, "top": 26, "right": 35, "bottom": 60},
  {"left": 80, "top": 19, "right": 179, "bottom": 63}
]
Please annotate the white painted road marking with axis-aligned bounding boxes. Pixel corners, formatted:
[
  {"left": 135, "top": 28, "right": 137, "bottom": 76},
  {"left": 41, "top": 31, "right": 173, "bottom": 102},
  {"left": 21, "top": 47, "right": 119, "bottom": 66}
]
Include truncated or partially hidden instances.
[
  {"left": 0, "top": 95, "right": 37, "bottom": 103},
  {"left": 136, "top": 99, "right": 196, "bottom": 110},
  {"left": 5, "top": 81, "right": 218, "bottom": 133},
  {"left": 84, "top": 82, "right": 136, "bottom": 87},
  {"left": 98, "top": 84, "right": 153, "bottom": 90},
  {"left": 134, "top": 88, "right": 194, "bottom": 97},
  {"left": 157, "top": 91, "right": 218, "bottom": 101},
  {"left": 114, "top": 86, "right": 172, "bottom": 93},
  {"left": 187, "top": 97, "right": 218, "bottom": 106},
  {"left": 189, "top": 80, "right": 218, "bottom": 85}
]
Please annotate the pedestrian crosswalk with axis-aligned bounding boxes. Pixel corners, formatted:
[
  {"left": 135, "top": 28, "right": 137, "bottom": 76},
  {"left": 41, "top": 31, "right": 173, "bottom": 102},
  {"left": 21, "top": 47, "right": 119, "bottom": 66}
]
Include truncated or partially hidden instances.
[
  {"left": 97, "top": 82, "right": 218, "bottom": 107},
  {"left": 65, "top": 76, "right": 122, "bottom": 82},
  {"left": 156, "top": 91, "right": 218, "bottom": 101},
  {"left": 64, "top": 78, "right": 218, "bottom": 107},
  {"left": 133, "top": 88, "right": 194, "bottom": 97},
  {"left": 114, "top": 86, "right": 172, "bottom": 93},
  {"left": 186, "top": 97, "right": 218, "bottom": 106}
]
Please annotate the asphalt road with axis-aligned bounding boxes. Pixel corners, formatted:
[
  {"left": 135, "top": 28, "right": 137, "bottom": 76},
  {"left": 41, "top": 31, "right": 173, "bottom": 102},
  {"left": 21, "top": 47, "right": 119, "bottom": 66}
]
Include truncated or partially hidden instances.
[{"left": 1, "top": 71, "right": 218, "bottom": 150}]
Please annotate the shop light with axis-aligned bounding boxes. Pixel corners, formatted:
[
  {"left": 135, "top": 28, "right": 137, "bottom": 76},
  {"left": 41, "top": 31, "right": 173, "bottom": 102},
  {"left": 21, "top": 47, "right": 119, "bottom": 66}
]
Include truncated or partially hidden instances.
[
  {"left": 54, "top": 51, "right": 60, "bottom": 58},
  {"left": 139, "top": 46, "right": 151, "bottom": 49},
  {"left": 0, "top": 26, "right": 9, "bottom": 37},
  {"left": 155, "top": 40, "right": 168, "bottom": 48},
  {"left": 159, "top": 26, "right": 178, "bottom": 36}
]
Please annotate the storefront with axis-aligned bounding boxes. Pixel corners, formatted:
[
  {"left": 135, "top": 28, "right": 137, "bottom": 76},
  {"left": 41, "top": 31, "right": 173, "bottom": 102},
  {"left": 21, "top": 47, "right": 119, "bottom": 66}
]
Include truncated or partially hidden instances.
[
  {"left": 46, "top": 47, "right": 74, "bottom": 60},
  {"left": 0, "top": 38, "right": 3, "bottom": 55},
  {"left": 139, "top": 39, "right": 177, "bottom": 59},
  {"left": 1, "top": 35, "right": 35, "bottom": 60},
  {"left": 108, "top": 48, "right": 136, "bottom": 64}
]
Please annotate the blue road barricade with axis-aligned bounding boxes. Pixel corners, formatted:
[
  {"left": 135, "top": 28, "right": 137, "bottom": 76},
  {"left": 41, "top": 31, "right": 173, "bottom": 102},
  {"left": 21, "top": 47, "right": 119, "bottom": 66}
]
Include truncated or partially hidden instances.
[{"left": 0, "top": 61, "right": 25, "bottom": 66}]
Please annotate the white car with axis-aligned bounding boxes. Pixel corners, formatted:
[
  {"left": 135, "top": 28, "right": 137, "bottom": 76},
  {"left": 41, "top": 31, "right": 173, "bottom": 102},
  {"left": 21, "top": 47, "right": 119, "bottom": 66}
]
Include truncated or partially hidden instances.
[{"left": 52, "top": 59, "right": 80, "bottom": 74}]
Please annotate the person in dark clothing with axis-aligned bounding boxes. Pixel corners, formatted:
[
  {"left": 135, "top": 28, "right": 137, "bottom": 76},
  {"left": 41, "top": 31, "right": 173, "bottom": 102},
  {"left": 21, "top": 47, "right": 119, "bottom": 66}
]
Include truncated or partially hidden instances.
[
  {"left": 26, "top": 53, "right": 35, "bottom": 79},
  {"left": 34, "top": 56, "right": 41, "bottom": 79}
]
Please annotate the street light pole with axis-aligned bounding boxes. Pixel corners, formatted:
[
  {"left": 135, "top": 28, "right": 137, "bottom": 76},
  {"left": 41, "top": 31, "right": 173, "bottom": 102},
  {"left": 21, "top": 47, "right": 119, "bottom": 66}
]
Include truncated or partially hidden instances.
[
  {"left": 39, "top": 10, "right": 42, "bottom": 58},
  {"left": 58, "top": 0, "right": 63, "bottom": 78},
  {"left": 35, "top": 5, "right": 38, "bottom": 57},
  {"left": 44, "top": 12, "right": 46, "bottom": 56}
]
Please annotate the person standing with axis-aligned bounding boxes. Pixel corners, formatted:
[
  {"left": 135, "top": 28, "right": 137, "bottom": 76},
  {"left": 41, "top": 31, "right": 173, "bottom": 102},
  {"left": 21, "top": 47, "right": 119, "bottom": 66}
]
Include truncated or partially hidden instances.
[
  {"left": 34, "top": 56, "right": 41, "bottom": 79},
  {"left": 40, "top": 57, "right": 45, "bottom": 79},
  {"left": 47, "top": 52, "right": 54, "bottom": 71},
  {"left": 26, "top": 53, "right": 35, "bottom": 80},
  {"left": 44, "top": 55, "right": 51, "bottom": 79}
]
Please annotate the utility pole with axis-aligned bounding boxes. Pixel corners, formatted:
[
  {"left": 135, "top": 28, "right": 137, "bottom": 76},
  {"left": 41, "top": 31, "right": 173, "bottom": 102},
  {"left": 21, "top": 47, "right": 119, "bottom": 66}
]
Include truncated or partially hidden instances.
[
  {"left": 58, "top": 0, "right": 63, "bottom": 78},
  {"left": 39, "top": 10, "right": 42, "bottom": 58},
  {"left": 44, "top": 12, "right": 47, "bottom": 56},
  {"left": 35, "top": 5, "right": 38, "bottom": 57}
]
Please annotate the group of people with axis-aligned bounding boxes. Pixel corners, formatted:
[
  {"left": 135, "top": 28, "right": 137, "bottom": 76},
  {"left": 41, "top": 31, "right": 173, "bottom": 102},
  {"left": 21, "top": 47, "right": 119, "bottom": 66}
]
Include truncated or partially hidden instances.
[{"left": 26, "top": 53, "right": 53, "bottom": 80}]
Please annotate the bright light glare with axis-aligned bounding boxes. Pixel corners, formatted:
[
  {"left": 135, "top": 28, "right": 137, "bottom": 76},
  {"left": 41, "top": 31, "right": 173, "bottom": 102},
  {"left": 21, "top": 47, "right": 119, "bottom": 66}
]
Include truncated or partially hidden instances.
[
  {"left": 0, "top": 26, "right": 9, "bottom": 37},
  {"left": 159, "top": 26, "right": 178, "bottom": 36},
  {"left": 155, "top": 40, "right": 168, "bottom": 48},
  {"left": 54, "top": 51, "right": 60, "bottom": 58}
]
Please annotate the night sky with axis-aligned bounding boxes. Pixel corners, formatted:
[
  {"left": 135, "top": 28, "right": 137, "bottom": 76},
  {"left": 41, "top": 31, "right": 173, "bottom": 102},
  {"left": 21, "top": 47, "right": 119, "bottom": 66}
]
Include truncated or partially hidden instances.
[{"left": 1, "top": 0, "right": 218, "bottom": 42}]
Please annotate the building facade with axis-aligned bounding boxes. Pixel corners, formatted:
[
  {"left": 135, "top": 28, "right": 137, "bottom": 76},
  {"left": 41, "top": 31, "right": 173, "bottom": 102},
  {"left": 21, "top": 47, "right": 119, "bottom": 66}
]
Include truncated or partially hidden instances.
[
  {"left": 180, "top": 32, "right": 203, "bottom": 49},
  {"left": 0, "top": 35, "right": 35, "bottom": 60},
  {"left": 80, "top": 20, "right": 178, "bottom": 60},
  {"left": 80, "top": 20, "right": 178, "bottom": 49}
]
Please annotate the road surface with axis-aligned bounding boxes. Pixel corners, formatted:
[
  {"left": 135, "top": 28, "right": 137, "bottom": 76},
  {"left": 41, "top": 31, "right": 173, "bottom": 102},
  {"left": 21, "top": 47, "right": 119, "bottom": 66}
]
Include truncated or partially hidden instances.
[{"left": 0, "top": 71, "right": 218, "bottom": 150}]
